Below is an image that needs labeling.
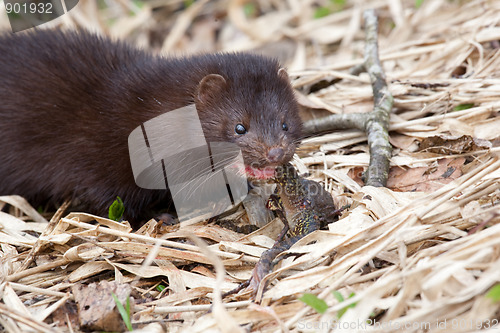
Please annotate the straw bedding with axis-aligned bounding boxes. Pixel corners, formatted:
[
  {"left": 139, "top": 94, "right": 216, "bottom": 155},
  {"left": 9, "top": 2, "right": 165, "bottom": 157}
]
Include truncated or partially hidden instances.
[{"left": 0, "top": 0, "right": 499, "bottom": 331}]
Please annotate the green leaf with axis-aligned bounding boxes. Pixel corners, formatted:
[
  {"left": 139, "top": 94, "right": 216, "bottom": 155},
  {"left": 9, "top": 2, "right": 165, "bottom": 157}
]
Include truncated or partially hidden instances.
[
  {"left": 156, "top": 284, "right": 166, "bottom": 292},
  {"left": 487, "top": 284, "right": 500, "bottom": 302},
  {"left": 453, "top": 103, "right": 474, "bottom": 111},
  {"left": 126, "top": 297, "right": 131, "bottom": 321},
  {"left": 314, "top": 6, "right": 331, "bottom": 19},
  {"left": 329, "top": 0, "right": 346, "bottom": 11},
  {"left": 184, "top": 0, "right": 194, "bottom": 8},
  {"left": 332, "top": 290, "right": 344, "bottom": 302},
  {"left": 299, "top": 293, "right": 328, "bottom": 314},
  {"left": 97, "top": 0, "right": 107, "bottom": 10},
  {"left": 108, "top": 196, "right": 125, "bottom": 221},
  {"left": 132, "top": 0, "right": 144, "bottom": 9},
  {"left": 112, "top": 292, "right": 133, "bottom": 331},
  {"left": 332, "top": 291, "right": 358, "bottom": 319},
  {"left": 243, "top": 3, "right": 256, "bottom": 17},
  {"left": 7, "top": 12, "right": 22, "bottom": 20},
  {"left": 415, "top": 0, "right": 424, "bottom": 8}
]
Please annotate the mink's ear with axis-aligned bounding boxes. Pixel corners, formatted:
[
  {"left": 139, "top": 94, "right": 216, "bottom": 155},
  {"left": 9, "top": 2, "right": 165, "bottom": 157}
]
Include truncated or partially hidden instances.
[
  {"left": 197, "top": 74, "right": 227, "bottom": 104},
  {"left": 278, "top": 68, "right": 289, "bottom": 80}
]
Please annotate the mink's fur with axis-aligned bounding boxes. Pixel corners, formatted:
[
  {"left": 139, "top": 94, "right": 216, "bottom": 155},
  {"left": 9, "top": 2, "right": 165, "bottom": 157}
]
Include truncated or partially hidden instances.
[{"left": 0, "top": 29, "right": 302, "bottom": 224}]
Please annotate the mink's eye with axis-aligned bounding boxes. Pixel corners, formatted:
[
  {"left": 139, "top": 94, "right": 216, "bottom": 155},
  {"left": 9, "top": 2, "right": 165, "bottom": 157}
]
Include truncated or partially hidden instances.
[
  {"left": 282, "top": 122, "right": 289, "bottom": 131},
  {"left": 235, "top": 123, "right": 247, "bottom": 135}
]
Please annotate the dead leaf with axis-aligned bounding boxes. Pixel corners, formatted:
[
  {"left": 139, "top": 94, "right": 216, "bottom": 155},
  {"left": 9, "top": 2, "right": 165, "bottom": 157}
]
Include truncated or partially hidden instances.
[
  {"left": 72, "top": 281, "right": 133, "bottom": 332},
  {"left": 418, "top": 134, "right": 492, "bottom": 154},
  {"left": 387, "top": 158, "right": 465, "bottom": 192},
  {"left": 347, "top": 166, "right": 365, "bottom": 186}
]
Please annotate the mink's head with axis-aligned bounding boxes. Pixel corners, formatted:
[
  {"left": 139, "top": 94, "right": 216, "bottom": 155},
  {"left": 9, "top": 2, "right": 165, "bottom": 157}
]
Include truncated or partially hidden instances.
[{"left": 194, "top": 53, "right": 302, "bottom": 180}]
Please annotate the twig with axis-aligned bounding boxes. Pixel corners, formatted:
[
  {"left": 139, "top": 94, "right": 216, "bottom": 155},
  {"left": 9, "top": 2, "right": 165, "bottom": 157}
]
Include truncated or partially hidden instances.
[
  {"left": 303, "top": 9, "right": 393, "bottom": 187},
  {"left": 142, "top": 301, "right": 252, "bottom": 314}
]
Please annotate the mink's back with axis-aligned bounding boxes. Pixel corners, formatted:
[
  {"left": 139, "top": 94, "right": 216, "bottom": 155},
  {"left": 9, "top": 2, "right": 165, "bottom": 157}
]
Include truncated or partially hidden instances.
[
  {"left": 0, "top": 30, "right": 171, "bottom": 218},
  {"left": 0, "top": 29, "right": 296, "bottom": 222}
]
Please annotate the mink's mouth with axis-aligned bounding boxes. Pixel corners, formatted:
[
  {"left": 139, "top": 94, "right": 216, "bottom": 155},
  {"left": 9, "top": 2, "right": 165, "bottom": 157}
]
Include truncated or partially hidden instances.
[
  {"left": 243, "top": 165, "right": 277, "bottom": 179},
  {"left": 225, "top": 160, "right": 278, "bottom": 180}
]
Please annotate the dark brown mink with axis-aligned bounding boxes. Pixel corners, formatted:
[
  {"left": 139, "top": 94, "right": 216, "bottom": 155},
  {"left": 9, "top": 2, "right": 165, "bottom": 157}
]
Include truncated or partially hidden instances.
[{"left": 0, "top": 29, "right": 302, "bottom": 225}]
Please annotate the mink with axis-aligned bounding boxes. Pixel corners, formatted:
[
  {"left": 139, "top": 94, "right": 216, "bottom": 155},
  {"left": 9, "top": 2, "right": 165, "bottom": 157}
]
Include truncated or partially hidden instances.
[{"left": 0, "top": 29, "right": 302, "bottom": 224}]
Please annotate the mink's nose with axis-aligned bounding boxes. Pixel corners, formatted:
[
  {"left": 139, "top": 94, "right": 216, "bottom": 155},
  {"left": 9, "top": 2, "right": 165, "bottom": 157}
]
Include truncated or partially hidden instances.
[{"left": 267, "top": 147, "right": 284, "bottom": 163}]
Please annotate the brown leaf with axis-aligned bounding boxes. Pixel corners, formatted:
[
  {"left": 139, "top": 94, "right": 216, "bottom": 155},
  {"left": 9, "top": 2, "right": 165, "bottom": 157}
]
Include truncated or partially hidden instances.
[
  {"left": 72, "top": 281, "right": 133, "bottom": 332},
  {"left": 50, "top": 301, "right": 79, "bottom": 329},
  {"left": 387, "top": 158, "right": 465, "bottom": 192},
  {"left": 390, "top": 133, "right": 419, "bottom": 150},
  {"left": 418, "top": 135, "right": 492, "bottom": 154},
  {"left": 347, "top": 166, "right": 365, "bottom": 186}
]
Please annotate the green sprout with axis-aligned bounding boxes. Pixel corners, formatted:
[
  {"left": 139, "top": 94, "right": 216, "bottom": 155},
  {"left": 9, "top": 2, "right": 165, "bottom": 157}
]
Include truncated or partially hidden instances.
[
  {"left": 108, "top": 196, "right": 125, "bottom": 221},
  {"left": 487, "top": 284, "right": 500, "bottom": 302},
  {"left": 299, "top": 293, "right": 328, "bottom": 314},
  {"left": 332, "top": 290, "right": 357, "bottom": 319},
  {"left": 453, "top": 103, "right": 474, "bottom": 111},
  {"left": 112, "top": 292, "right": 133, "bottom": 331}
]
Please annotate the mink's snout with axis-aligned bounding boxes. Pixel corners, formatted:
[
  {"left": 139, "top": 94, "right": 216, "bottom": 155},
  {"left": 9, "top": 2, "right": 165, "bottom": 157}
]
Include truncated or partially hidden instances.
[{"left": 267, "top": 147, "right": 285, "bottom": 163}]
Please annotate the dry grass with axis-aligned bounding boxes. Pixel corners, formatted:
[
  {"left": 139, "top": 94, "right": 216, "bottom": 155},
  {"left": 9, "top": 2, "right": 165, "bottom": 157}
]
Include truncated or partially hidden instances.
[{"left": 0, "top": 0, "right": 499, "bottom": 332}]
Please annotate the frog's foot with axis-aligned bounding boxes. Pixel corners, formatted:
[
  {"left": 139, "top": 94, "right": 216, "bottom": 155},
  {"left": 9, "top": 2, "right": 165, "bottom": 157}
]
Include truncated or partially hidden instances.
[{"left": 247, "top": 262, "right": 268, "bottom": 295}]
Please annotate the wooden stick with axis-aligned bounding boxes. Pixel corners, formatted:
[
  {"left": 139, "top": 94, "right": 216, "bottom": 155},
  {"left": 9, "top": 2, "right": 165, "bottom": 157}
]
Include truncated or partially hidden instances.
[{"left": 303, "top": 9, "right": 393, "bottom": 187}]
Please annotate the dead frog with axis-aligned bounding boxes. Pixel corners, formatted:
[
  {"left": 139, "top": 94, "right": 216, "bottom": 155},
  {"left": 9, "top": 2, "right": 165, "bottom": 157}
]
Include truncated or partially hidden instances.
[{"left": 225, "top": 162, "right": 343, "bottom": 299}]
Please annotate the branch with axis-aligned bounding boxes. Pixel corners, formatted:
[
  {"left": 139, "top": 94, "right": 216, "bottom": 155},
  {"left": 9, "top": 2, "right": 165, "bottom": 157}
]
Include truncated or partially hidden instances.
[{"left": 303, "top": 9, "right": 393, "bottom": 187}]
